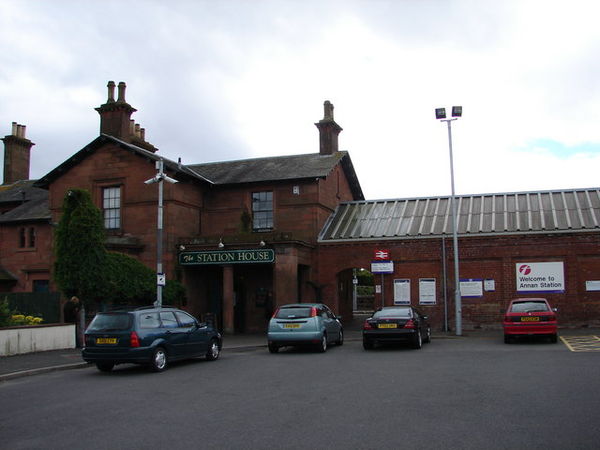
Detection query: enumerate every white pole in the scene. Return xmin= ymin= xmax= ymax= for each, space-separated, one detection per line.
xmin=445 ymin=119 xmax=462 ymax=336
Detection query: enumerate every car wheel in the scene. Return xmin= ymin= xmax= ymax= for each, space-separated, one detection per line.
xmin=363 ymin=340 xmax=374 ymax=350
xmin=336 ymin=329 xmax=344 ymax=346
xmin=423 ymin=326 xmax=431 ymax=343
xmin=150 ymin=347 xmax=168 ymax=372
xmin=206 ymin=339 xmax=220 ymax=360
xmin=268 ymin=343 xmax=279 ymax=353
xmin=317 ymin=333 xmax=327 ymax=353
xmin=96 ymin=362 xmax=114 ymax=372
xmin=504 ymin=334 xmax=512 ymax=344
xmin=550 ymin=334 xmax=558 ymax=343
xmin=412 ymin=330 xmax=422 ymax=349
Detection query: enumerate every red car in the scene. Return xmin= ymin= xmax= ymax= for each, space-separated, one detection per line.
xmin=503 ymin=298 xmax=558 ymax=343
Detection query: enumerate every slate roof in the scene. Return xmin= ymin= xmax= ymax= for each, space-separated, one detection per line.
xmin=188 ymin=151 xmax=364 ymax=200
xmin=0 ymin=180 xmax=50 ymax=223
xmin=319 ymin=188 xmax=600 ymax=242
xmin=35 ymin=134 xmax=214 ymax=188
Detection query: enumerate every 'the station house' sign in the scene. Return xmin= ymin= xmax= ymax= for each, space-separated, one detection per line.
xmin=179 ymin=249 xmax=275 ymax=265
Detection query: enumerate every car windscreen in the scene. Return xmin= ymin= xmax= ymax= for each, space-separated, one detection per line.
xmin=373 ymin=308 xmax=412 ymax=319
xmin=510 ymin=301 xmax=549 ymax=313
xmin=87 ymin=313 xmax=132 ymax=331
xmin=275 ymin=307 xmax=313 ymax=319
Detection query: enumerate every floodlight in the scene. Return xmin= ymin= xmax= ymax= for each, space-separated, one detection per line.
xmin=435 ymin=108 xmax=446 ymax=119
xmin=452 ymin=106 xmax=462 ymax=117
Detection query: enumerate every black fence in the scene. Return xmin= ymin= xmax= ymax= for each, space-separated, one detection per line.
xmin=2 ymin=292 xmax=62 ymax=324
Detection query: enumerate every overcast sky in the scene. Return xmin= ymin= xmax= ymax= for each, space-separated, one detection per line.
xmin=1 ymin=0 xmax=599 ymax=199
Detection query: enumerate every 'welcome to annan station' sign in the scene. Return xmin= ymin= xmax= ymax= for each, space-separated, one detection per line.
xmin=179 ymin=249 xmax=275 ymax=265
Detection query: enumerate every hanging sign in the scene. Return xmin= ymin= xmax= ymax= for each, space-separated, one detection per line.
xmin=374 ymin=249 xmax=391 ymax=260
xmin=371 ymin=261 xmax=394 ymax=274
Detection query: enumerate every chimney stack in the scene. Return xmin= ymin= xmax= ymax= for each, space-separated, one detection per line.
xmin=2 ymin=122 xmax=35 ymax=184
xmin=95 ymin=81 xmax=158 ymax=152
xmin=95 ymin=80 xmax=137 ymax=140
xmin=315 ymin=100 xmax=342 ymax=155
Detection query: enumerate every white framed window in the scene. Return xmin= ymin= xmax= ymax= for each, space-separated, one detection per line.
xmin=102 ymin=186 xmax=121 ymax=229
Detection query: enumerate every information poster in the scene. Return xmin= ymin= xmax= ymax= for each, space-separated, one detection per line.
xmin=460 ymin=279 xmax=483 ymax=298
xmin=419 ymin=278 xmax=436 ymax=305
xmin=586 ymin=280 xmax=600 ymax=291
xmin=394 ymin=279 xmax=411 ymax=305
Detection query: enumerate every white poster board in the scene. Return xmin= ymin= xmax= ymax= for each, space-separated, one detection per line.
xmin=516 ymin=262 xmax=565 ymax=293
xmin=586 ymin=280 xmax=600 ymax=291
xmin=394 ymin=279 xmax=411 ymax=305
xmin=419 ymin=278 xmax=436 ymax=305
xmin=460 ymin=279 xmax=483 ymax=298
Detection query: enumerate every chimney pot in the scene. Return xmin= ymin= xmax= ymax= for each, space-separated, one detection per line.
xmin=11 ymin=122 xmax=17 ymax=135
xmin=117 ymin=81 xmax=127 ymax=103
xmin=140 ymin=128 xmax=145 ymax=141
xmin=107 ymin=81 xmax=116 ymax=103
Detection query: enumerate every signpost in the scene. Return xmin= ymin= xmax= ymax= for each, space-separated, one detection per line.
xmin=372 ymin=249 xmax=393 ymax=307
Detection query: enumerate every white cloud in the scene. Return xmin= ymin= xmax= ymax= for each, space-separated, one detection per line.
xmin=1 ymin=0 xmax=599 ymax=197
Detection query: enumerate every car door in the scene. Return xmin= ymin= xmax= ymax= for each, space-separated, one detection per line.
xmin=322 ymin=306 xmax=340 ymax=342
xmin=159 ymin=311 xmax=187 ymax=358
xmin=175 ymin=311 xmax=208 ymax=356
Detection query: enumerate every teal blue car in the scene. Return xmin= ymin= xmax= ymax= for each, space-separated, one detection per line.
xmin=267 ymin=303 xmax=343 ymax=353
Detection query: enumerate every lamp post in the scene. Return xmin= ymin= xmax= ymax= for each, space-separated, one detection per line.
xmin=144 ymin=158 xmax=178 ymax=308
xmin=436 ymin=106 xmax=462 ymax=336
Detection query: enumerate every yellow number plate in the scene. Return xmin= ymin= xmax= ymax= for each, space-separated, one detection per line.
xmin=284 ymin=324 xmax=301 ymax=329
xmin=378 ymin=323 xmax=397 ymax=329
xmin=521 ymin=317 xmax=540 ymax=322
xmin=96 ymin=337 xmax=117 ymax=344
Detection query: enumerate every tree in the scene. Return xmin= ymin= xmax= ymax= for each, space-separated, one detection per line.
xmin=103 ymin=252 xmax=186 ymax=307
xmin=53 ymin=189 xmax=187 ymax=311
xmin=54 ymin=189 xmax=108 ymax=309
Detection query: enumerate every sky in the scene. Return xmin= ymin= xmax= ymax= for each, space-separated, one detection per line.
xmin=1 ymin=0 xmax=599 ymax=200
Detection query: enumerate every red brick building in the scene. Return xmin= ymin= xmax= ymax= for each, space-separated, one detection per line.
xmin=1 ymin=82 xmax=363 ymax=333
xmin=318 ymin=194 xmax=600 ymax=330
xmin=1 ymin=81 xmax=599 ymax=332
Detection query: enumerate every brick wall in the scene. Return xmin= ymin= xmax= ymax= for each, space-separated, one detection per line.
xmin=317 ymin=233 xmax=600 ymax=329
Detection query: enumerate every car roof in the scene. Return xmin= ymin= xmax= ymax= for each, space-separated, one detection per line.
xmin=510 ymin=298 xmax=548 ymax=303
xmin=279 ymin=303 xmax=325 ymax=308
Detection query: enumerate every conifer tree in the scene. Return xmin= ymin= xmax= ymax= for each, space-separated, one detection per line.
xmin=54 ymin=189 xmax=108 ymax=309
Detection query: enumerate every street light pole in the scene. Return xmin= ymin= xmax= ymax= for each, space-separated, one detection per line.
xmin=436 ymin=106 xmax=462 ymax=336
xmin=145 ymin=158 xmax=178 ymax=308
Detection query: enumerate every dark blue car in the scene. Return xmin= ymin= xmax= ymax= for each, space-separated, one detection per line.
xmin=82 ymin=306 xmax=222 ymax=372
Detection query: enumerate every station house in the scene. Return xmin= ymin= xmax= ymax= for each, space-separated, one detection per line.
xmin=1 ymin=81 xmax=599 ymax=332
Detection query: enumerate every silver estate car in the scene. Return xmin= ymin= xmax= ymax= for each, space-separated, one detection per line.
xmin=267 ymin=303 xmax=343 ymax=353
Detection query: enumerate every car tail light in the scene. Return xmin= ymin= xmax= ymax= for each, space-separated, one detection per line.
xmin=363 ymin=320 xmax=373 ymax=330
xmin=404 ymin=319 xmax=416 ymax=329
xmin=548 ymin=314 xmax=556 ymax=321
xmin=272 ymin=308 xmax=280 ymax=318
xmin=310 ymin=307 xmax=317 ymax=317
xmin=130 ymin=331 xmax=140 ymax=348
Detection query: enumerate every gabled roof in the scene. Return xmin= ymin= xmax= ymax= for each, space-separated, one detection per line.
xmin=34 ymin=134 xmax=213 ymax=188
xmin=188 ymin=151 xmax=364 ymax=200
xmin=319 ymin=188 xmax=600 ymax=242
xmin=0 ymin=180 xmax=50 ymax=223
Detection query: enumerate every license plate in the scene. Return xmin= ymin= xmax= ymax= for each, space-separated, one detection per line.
xmin=521 ymin=316 xmax=540 ymax=322
xmin=283 ymin=324 xmax=300 ymax=329
xmin=96 ymin=337 xmax=117 ymax=344
xmin=378 ymin=323 xmax=397 ymax=329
